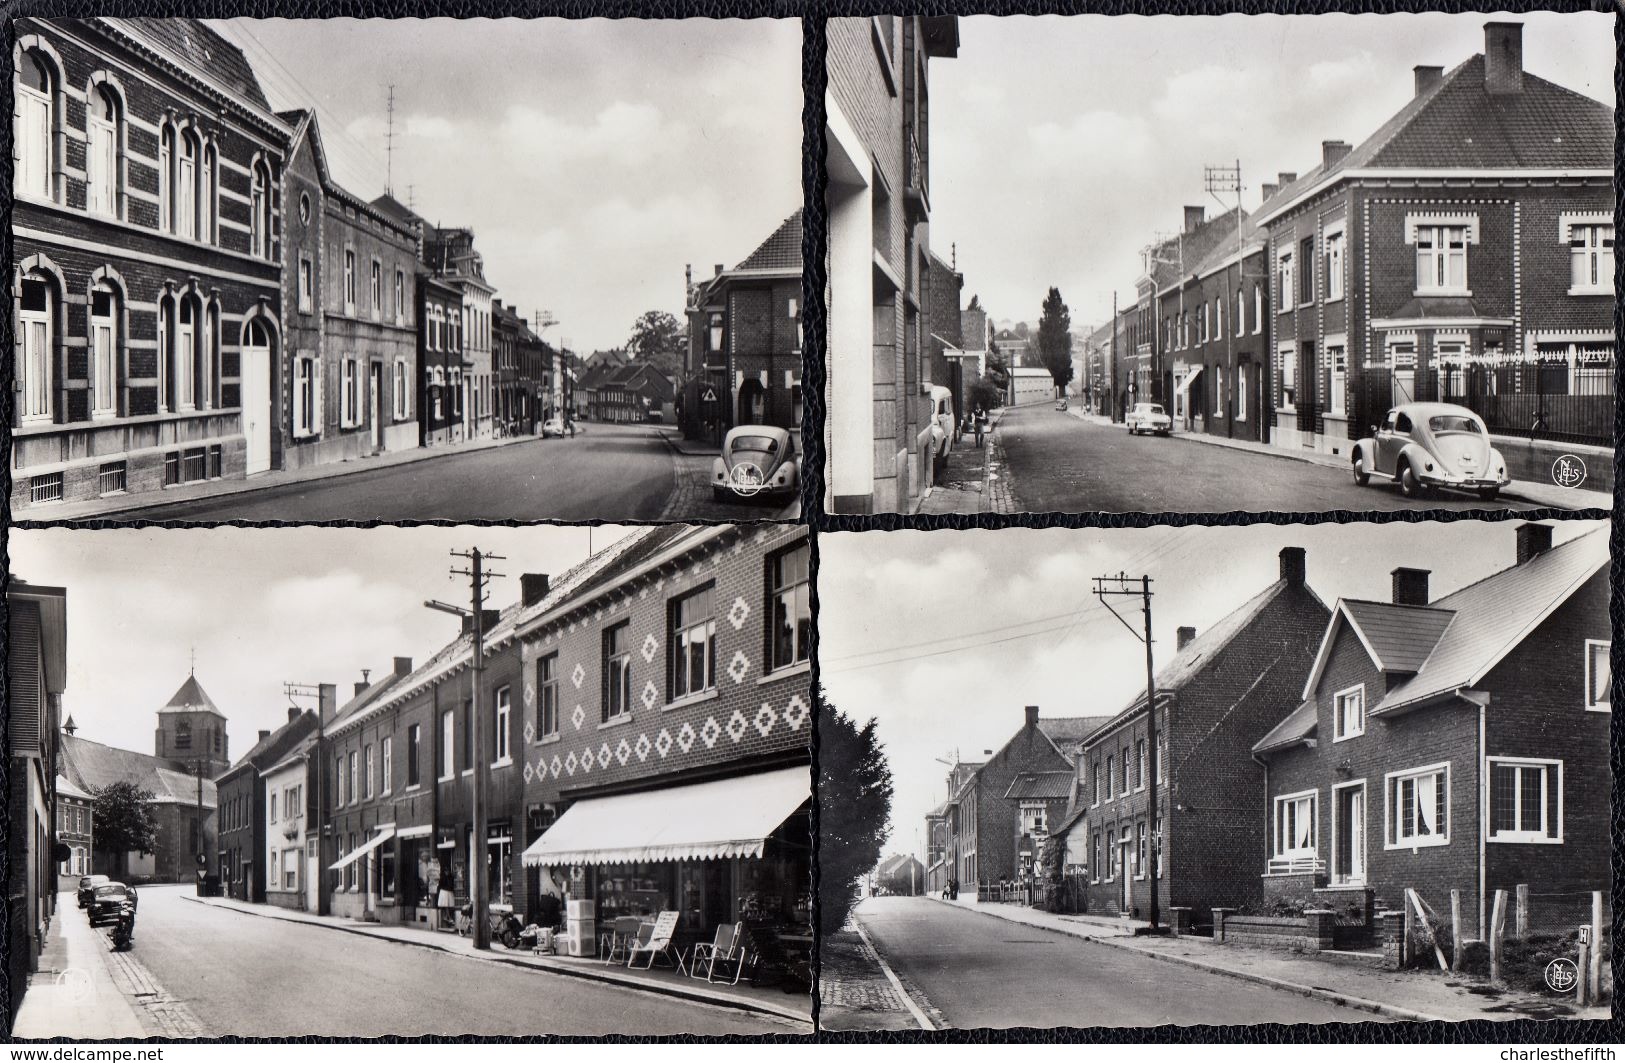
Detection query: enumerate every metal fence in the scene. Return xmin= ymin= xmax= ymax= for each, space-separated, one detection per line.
xmin=1412 ymin=358 xmax=1615 ymax=447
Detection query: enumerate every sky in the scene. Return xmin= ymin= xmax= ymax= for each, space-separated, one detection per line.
xmin=208 ymin=18 xmax=804 ymax=352
xmin=817 ymin=518 xmax=1606 ymax=867
xmin=9 ymin=525 xmax=643 ymax=761
xmin=931 ymin=12 xmax=1616 ymax=330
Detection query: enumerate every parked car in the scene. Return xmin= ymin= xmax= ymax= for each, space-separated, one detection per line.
xmin=927 ymin=385 xmax=955 ymax=482
xmin=87 ymin=882 xmax=138 ymax=926
xmin=712 ymin=426 xmax=799 ymax=503
xmin=1352 ymin=402 xmax=1510 ymax=500
xmin=541 ymin=416 xmax=566 ymax=438
xmin=1126 ymin=402 xmax=1172 ymax=436
xmin=77 ymin=874 xmax=111 ymax=909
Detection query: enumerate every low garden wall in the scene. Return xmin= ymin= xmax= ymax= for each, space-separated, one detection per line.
xmin=1214 ymin=909 xmax=1335 ymax=952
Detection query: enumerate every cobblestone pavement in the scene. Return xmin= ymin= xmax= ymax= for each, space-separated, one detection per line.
xmin=917 ymin=410 xmax=1017 ymax=516
xmin=819 ymin=926 xmax=925 ymax=1032
xmin=660 ymin=443 xmax=801 ymax=523
xmin=103 ymin=931 xmax=210 ymax=1038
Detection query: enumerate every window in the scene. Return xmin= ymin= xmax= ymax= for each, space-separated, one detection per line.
xmin=1325 ymin=227 xmax=1346 ymax=301
xmin=1092 ymin=831 xmax=1102 ymax=881
xmin=1280 ymin=346 xmax=1296 ymax=411
xmin=537 ymin=655 xmax=559 ymax=739
xmin=1135 ymin=739 xmax=1146 ymax=791
xmin=1236 ymin=287 xmax=1246 ymax=337
xmin=1328 ymin=345 xmax=1348 ymax=416
xmin=298 ymin=258 xmax=313 ymax=313
xmin=439 ymin=710 xmax=454 ymax=780
xmin=1236 ymin=364 xmax=1248 ymax=422
xmin=86 ymin=86 xmax=120 ymax=218
xmin=176 ymin=297 xmax=196 ymax=410
xmin=1569 ymin=223 xmax=1614 ymax=295
xmin=1585 ymin=640 xmax=1611 ymax=712
xmin=282 ymin=849 xmax=298 ymax=891
xmin=400 ymin=725 xmax=418 ymax=788
xmin=1273 ymin=790 xmax=1318 ymax=860
xmin=364 ymin=744 xmax=375 ymax=799
xmin=1297 ymin=236 xmax=1315 ymax=303
xmin=1387 ymin=763 xmax=1450 ymax=848
xmin=332 ymin=837 xmax=345 ymax=891
xmin=347 ymin=751 xmax=358 ymax=805
xmin=201 ymin=143 xmax=217 ymax=244
xmin=342 ymin=357 xmax=359 ymax=427
xmin=493 ymin=686 xmax=511 ymax=764
xmin=1214 ymin=365 xmax=1225 ymax=419
xmin=1136 ymin=822 xmax=1148 ymax=879
xmin=370 ymin=260 xmax=382 ymax=317
xmin=1333 ymin=684 xmax=1364 ymax=740
xmin=603 ymin=622 xmax=632 ymax=722
xmin=1276 ymin=249 xmax=1294 ymax=313
xmin=1215 ymin=297 xmax=1223 ymax=341
xmin=462 ymin=701 xmax=474 ymax=773
xmin=18 ymin=276 xmax=54 ymax=425
xmin=394 ymin=358 xmax=409 ymax=420
xmin=177 ymin=132 xmax=197 ymax=240
xmin=344 ymin=250 xmax=356 ymax=312
xmin=1252 ymin=285 xmax=1263 ymax=333
xmin=269 ymin=789 xmax=278 ymax=823
xmin=294 ymin=354 xmax=320 ymax=436
xmin=394 ymin=269 xmax=406 ymax=325
xmin=1415 ymin=225 xmax=1469 ymax=293
xmin=346 ymin=832 xmax=357 ymax=891
xmin=670 ymin=586 xmax=717 ymax=700
xmin=250 ymin=161 xmax=272 ymax=257
xmin=287 ymin=785 xmax=300 ymax=818
xmin=15 ymin=52 xmax=54 ymax=199
xmin=1488 ymin=758 xmax=1561 ymax=843
xmin=770 ymin=543 xmax=811 ymax=671
xmin=1091 ymin=759 xmax=1101 ymax=805
xmin=335 ymin=755 xmax=345 ymax=805
xmin=1104 ymin=754 xmax=1115 ymax=802
xmin=1120 ymin=749 xmax=1131 ymax=795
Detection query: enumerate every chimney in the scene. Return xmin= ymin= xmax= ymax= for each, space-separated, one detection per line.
xmin=1277 ymin=172 xmax=1297 ymax=188
xmin=713 ymin=263 xmax=724 ymax=277
xmin=1279 ymin=546 xmax=1307 ymax=586
xmin=394 ymin=656 xmax=413 ymax=678
xmin=1515 ymin=522 xmax=1554 ymax=565
xmin=1391 ymin=567 xmax=1431 ymax=607
xmin=259 ymin=729 xmax=271 ymax=742
xmin=318 ymin=683 xmax=338 ymax=726
xmin=1024 ymin=705 xmax=1040 ymax=729
xmin=1484 ymin=22 xmax=1524 ymax=95
xmin=1176 ymin=626 xmax=1197 ymax=651
xmin=354 ymin=681 xmax=369 ymax=697
xmin=1260 ymin=182 xmax=1279 ymax=202
xmin=288 ymin=706 xmax=299 ymax=724
xmin=1183 ymin=205 xmax=1205 ymax=234
xmin=1414 ymin=65 xmax=1444 ymax=97
xmin=522 ymin=573 xmax=551 ymax=608
xmin=1321 ymin=140 xmax=1352 ymax=169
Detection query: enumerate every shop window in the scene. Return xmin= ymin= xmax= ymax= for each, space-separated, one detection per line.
xmin=669 ymin=585 xmax=717 ymax=701
xmin=769 ymin=542 xmax=811 ymax=671
xmin=603 ymin=622 xmax=632 ymax=722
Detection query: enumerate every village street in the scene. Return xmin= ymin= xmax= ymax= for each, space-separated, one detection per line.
xmin=851 ymin=897 xmax=1376 ymax=1030
xmin=71 ymin=885 xmax=797 ymax=1038
xmin=992 ymin=404 xmax=1548 ymax=515
xmin=73 ymin=423 xmax=794 ymax=523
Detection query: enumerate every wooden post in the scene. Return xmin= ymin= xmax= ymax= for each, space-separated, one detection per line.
xmin=1577 ymin=939 xmax=1592 ymax=1007
xmin=1407 ymin=888 xmax=1449 ymax=971
xmin=1489 ymin=889 xmax=1508 ymax=984
xmin=1590 ymin=891 xmax=1604 ymax=1006
xmin=1403 ymin=894 xmax=1415 ymax=967
xmin=1450 ymin=890 xmax=1463 ymax=972
xmin=1515 ymin=883 xmax=1529 ymax=940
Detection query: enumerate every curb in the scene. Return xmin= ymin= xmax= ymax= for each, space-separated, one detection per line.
xmin=852 ymin=920 xmax=935 ymax=1031
xmin=183 ymin=895 xmax=811 ymax=1026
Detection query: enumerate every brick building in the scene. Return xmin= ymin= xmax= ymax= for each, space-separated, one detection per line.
xmin=683 ymin=211 xmax=804 ymax=440
xmin=422 ymin=225 xmax=497 ymax=440
xmin=924 ymin=251 xmax=966 ymax=424
xmin=277 ymin=111 xmax=420 ymax=469
xmin=1070 ymin=548 xmax=1330 ymax=923
xmin=415 ymin=274 xmax=465 ymax=446
xmin=825 ymin=16 xmax=959 ymax=513
xmin=7 ymin=580 xmax=67 ymax=1017
xmin=55 ymin=772 xmax=94 ymax=891
xmin=215 ymin=701 xmax=324 ymax=902
xmin=1253 ymin=523 xmax=1609 ymax=945
xmin=1130 ymin=205 xmax=1244 ymax=413
xmin=11 ymin=18 xmax=285 ymax=512
xmin=1254 ymin=22 xmax=1614 ymax=467
xmin=591 ymin=362 xmax=675 ymax=425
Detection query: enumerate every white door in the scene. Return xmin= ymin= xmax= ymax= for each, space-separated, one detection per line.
xmin=240 ymin=336 xmax=271 ymax=475
xmin=1335 ymin=785 xmax=1366 ymax=885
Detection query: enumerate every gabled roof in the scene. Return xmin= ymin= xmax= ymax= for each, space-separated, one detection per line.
xmin=1337 ymin=599 xmax=1456 ymax=675
xmin=1258 ymin=52 xmax=1613 ymax=226
xmin=60 ymin=734 xmax=217 ymax=808
xmin=160 ymin=675 xmax=225 ymax=718
xmin=56 ymin=774 xmax=92 ymax=802
xmin=1373 ymin=527 xmax=1608 ymax=715
xmin=925 ymin=800 xmax=950 ymax=820
xmin=115 ymin=19 xmax=270 ymax=111
xmin=327 ymin=668 xmax=414 ymax=734
xmin=734 ymin=210 xmax=803 ymax=273
xmin=1002 ymin=771 xmax=1074 ymax=801
xmin=1036 ymin=716 xmax=1115 ymax=754
xmin=877 ymin=853 xmax=922 ymax=877
xmin=1144 ymin=207 xmax=1244 ymax=292
xmin=1252 ymin=699 xmax=1318 ymax=755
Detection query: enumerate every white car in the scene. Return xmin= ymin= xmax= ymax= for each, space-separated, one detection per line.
xmin=540 ymin=416 xmax=566 ymax=438
xmin=1126 ymin=402 xmax=1172 ymax=436
xmin=927 ymin=386 xmax=955 ymax=481
xmin=1352 ymin=402 xmax=1510 ymax=501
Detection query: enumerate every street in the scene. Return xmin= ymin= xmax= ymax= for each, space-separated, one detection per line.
xmin=851 ymin=897 xmax=1378 ymax=1029
xmin=995 ymin=404 xmax=1539 ymax=514
xmin=92 ymin=424 xmax=792 ymax=523
xmin=111 ymin=886 xmax=796 ymax=1037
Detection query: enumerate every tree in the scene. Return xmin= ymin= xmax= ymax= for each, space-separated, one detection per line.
xmin=625 ymin=310 xmax=685 ymax=381
xmin=92 ymin=780 xmax=158 ymax=880
xmin=1037 ymin=287 xmax=1075 ymax=395
xmin=818 ymin=698 xmax=893 ymax=935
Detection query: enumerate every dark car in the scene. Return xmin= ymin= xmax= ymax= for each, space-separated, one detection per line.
xmin=77 ymin=874 xmax=111 ymax=909
xmin=88 ymin=882 xmax=138 ymax=926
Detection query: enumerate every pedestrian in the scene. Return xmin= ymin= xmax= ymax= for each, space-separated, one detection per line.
xmin=437 ymin=860 xmax=457 ymax=931
xmin=973 ymin=406 xmax=985 ymax=447
xmin=566 ymin=414 xmax=576 ymax=439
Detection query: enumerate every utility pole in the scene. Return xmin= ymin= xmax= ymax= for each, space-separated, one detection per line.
xmin=1093 ymin=573 xmax=1167 ymax=934
xmin=427 ymin=548 xmax=506 ymax=950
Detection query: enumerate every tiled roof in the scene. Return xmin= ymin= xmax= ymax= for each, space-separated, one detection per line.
xmin=115 ymin=19 xmax=270 ymax=111
xmin=1002 ymin=771 xmax=1075 ymax=801
xmin=1339 ymin=600 xmax=1457 ymax=674
xmin=1183 ymin=213 xmax=1264 ymax=285
xmin=925 ymin=800 xmax=950 ymax=819
xmin=1037 ymin=716 xmax=1116 ymax=756
xmin=1252 ymin=699 xmax=1318 ymax=755
xmin=160 ymin=675 xmax=225 ymax=717
xmin=735 ymin=210 xmax=803 ymax=272
xmin=61 ymin=734 xmax=217 ymax=808
xmin=56 ymin=774 xmax=92 ymax=802
xmin=1145 ymin=207 xmax=1244 ymax=291
xmin=1374 ymin=527 xmax=1608 ymax=714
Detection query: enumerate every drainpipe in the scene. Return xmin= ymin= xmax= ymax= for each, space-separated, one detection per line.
xmin=1464 ymin=689 xmax=1491 ymax=940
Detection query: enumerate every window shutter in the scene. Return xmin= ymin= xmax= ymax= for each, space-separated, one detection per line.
xmin=314 ymin=359 xmax=325 ymax=432
xmin=8 ymin=603 xmax=42 ymax=756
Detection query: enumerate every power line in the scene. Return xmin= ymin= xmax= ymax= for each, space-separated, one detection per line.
xmin=822 ymin=610 xmax=1121 ymax=676
xmin=822 ymin=608 xmax=1091 ymax=665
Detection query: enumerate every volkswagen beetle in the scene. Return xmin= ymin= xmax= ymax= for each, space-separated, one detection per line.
xmin=1352 ymin=402 xmax=1510 ymax=501
xmin=712 ymin=426 xmax=799 ymax=503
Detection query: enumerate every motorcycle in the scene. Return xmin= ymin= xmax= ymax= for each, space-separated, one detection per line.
xmin=109 ymin=902 xmax=135 ymax=951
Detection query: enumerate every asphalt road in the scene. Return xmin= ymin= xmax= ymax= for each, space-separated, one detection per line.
xmin=109 ymin=424 xmax=786 ymax=523
xmin=856 ymin=897 xmax=1377 ymax=1030
xmin=996 ymin=404 xmax=1537 ymax=515
xmin=122 ymin=885 xmax=794 ymax=1037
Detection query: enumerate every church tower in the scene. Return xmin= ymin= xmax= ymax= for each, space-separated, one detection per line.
xmin=154 ymin=671 xmax=230 ymax=777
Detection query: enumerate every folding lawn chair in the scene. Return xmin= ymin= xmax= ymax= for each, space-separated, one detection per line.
xmin=626 ymin=911 xmax=681 ymax=971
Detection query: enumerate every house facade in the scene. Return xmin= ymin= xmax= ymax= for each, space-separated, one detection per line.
xmin=417 ymin=274 xmax=465 ymax=447
xmin=262 ymin=741 xmax=318 ymax=912
xmin=215 ymin=702 xmax=324 ymax=902
xmin=1072 ymin=547 xmax=1330 ymax=923
xmin=825 ymin=16 xmax=959 ymax=513
xmin=592 ymin=363 xmax=676 ymax=425
xmin=421 ymin=226 xmax=497 ymax=441
xmin=11 ymin=18 xmax=285 ymax=512
xmin=1256 ymin=22 xmax=1614 ymax=465
xmin=55 ymin=774 xmax=94 ymax=890
xmin=1254 ymin=522 xmax=1609 ymax=943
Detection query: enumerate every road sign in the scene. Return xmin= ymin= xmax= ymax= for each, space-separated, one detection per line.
xmin=1578 ymin=926 xmax=1591 ymax=945
xmin=701 ymin=387 xmax=718 ymax=404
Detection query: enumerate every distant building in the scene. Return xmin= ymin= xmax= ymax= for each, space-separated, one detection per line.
xmin=215 ymin=701 xmax=325 ymax=903
xmin=593 ymin=363 xmax=677 ymax=425
xmin=55 ymin=771 xmax=94 ymax=891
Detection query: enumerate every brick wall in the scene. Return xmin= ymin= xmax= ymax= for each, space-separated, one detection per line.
xmin=964 ymin=714 xmax=1074 ymax=884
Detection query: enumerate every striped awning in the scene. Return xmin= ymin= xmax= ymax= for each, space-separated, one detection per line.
xmin=329 ymin=826 xmax=394 ymax=871
xmin=521 ymin=766 xmax=809 ymax=868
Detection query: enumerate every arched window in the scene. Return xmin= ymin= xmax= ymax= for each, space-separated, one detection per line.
xmin=201 ymin=142 xmax=217 ymax=245
xmin=90 ymin=282 xmax=119 ymax=418
xmin=202 ymin=302 xmax=219 ymax=409
xmin=157 ymin=293 xmax=174 ymax=412
xmin=86 ymin=85 xmax=121 ymax=218
xmin=17 ymin=273 xmax=55 ymax=424
xmin=14 ymin=51 xmax=54 ymax=199
xmin=176 ymin=296 xmax=196 ymax=410
xmin=158 ymin=124 xmax=175 ymax=232
xmin=250 ymin=160 xmax=272 ymax=258
xmin=178 ymin=131 xmax=198 ymax=240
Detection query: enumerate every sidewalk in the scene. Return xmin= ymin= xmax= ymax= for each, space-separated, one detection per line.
xmin=12 ymin=898 xmax=148 ymax=1039
xmin=818 ymin=925 xmax=929 ymax=1032
xmin=1065 ymin=407 xmax=1609 ymax=511
xmin=185 ymin=894 xmax=811 ymax=1026
xmin=930 ymin=896 xmax=1609 ymax=1023
xmin=35 ymin=428 xmax=547 ymax=522
xmin=918 ymin=408 xmax=1015 ymax=516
